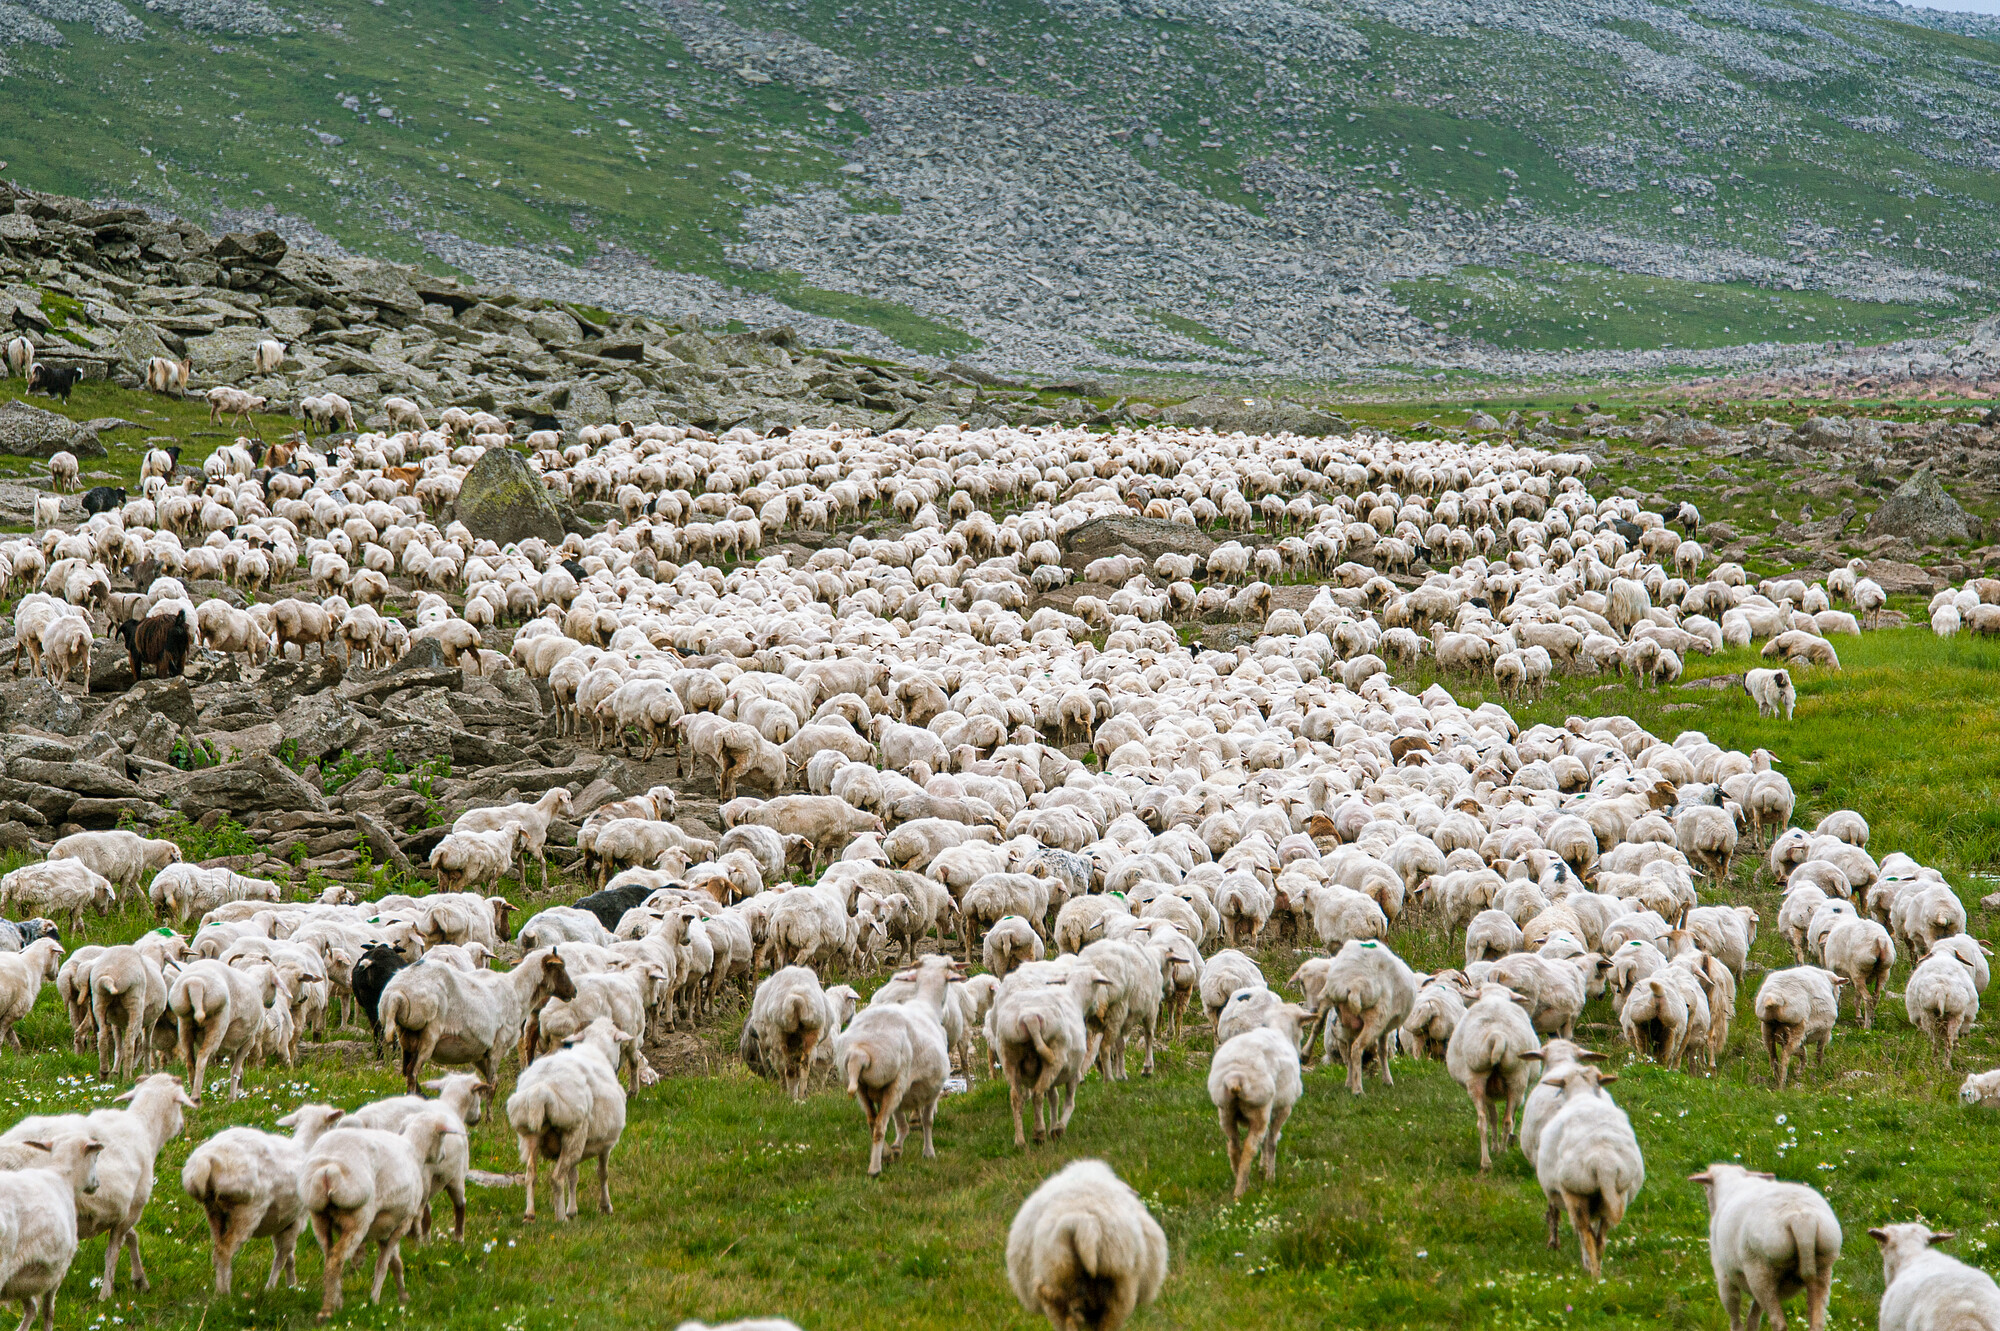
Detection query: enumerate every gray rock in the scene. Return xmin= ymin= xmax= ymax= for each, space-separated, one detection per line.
xmin=1864 ymin=467 xmax=1981 ymax=545
xmin=7 ymin=758 xmax=138 ymax=800
xmin=0 ymin=679 xmax=83 ymax=734
xmin=98 ymin=678 xmax=198 ymax=732
xmin=1157 ymin=393 xmax=1351 ymax=437
xmin=164 ymin=752 xmax=329 ymax=820
xmin=0 ymin=400 xmax=103 ymax=459
xmin=278 ymin=694 xmax=372 ymax=763
xmin=1466 ymin=410 xmax=1503 ymax=432
xmin=1062 ymin=515 xmax=1217 ymax=564
xmin=113 ymin=320 xmax=175 ymax=376
xmin=451 ymin=445 xmax=567 ymax=546
xmin=130 ymin=713 xmax=180 ymax=765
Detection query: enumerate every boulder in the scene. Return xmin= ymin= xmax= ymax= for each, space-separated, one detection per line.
xmin=1466 ymin=410 xmax=1503 ymax=433
xmin=1859 ymin=559 xmax=1943 ymax=595
xmin=0 ymin=678 xmax=82 ymax=734
xmin=212 ymin=230 xmax=289 ymax=267
xmin=165 ymin=752 xmax=328 ymax=820
xmin=1864 ymin=468 xmax=1981 ymax=545
xmin=1158 ymin=394 xmax=1351 ymax=437
xmin=7 ymin=758 xmax=138 ymax=800
xmin=98 ymin=677 xmax=198 ymax=732
xmin=1061 ymin=515 xmax=1217 ymax=564
xmin=0 ymin=400 xmax=102 ymax=459
xmin=278 ymin=693 xmax=373 ymax=762
xmin=451 ymin=445 xmax=567 ymax=546
xmin=113 ymin=319 xmax=175 ymax=376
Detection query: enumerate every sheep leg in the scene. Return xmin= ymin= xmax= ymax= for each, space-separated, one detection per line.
xmin=1470 ymin=1082 xmax=1494 ymax=1171
xmin=1544 ymin=1192 xmax=1563 ymax=1248
xmin=1563 ymin=1193 xmax=1600 ymax=1277
xmin=519 ymin=1133 xmax=541 ymax=1222
xmin=318 ymin=1214 xmax=360 ymax=1320
xmin=270 ymin=1220 xmax=305 ymax=1290
xmin=1008 ymin=1077 xmax=1028 ymax=1148
xmin=595 ymin=1151 xmax=613 ymax=1216
xmin=1264 ymin=1102 xmax=1291 ymax=1181
xmin=366 ymin=1234 xmax=402 ymax=1305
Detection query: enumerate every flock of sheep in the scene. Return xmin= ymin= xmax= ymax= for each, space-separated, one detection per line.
xmin=0 ymin=414 xmax=1991 ymax=1330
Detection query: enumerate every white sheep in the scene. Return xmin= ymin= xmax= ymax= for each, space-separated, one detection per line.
xmin=1446 ymin=982 xmax=1542 ymax=1170
xmin=0 ymin=937 xmax=63 ymax=1048
xmin=181 ymin=1103 xmax=348 ymax=1293
xmin=1208 ymin=1013 xmax=1305 ymax=1199
xmin=301 ymin=1120 xmax=440 ymax=1318
xmin=833 ymin=955 xmax=957 ymax=1175
xmin=744 ymin=966 xmax=833 ymax=1101
xmin=1690 ymin=1163 xmax=1840 ymax=1331
xmin=429 ymin=826 xmax=525 ymax=893
xmin=1005 ymin=1159 xmax=1167 ymax=1331
xmin=0 ymin=1134 xmax=106 ymax=1331
xmin=1535 ymin=1063 xmax=1643 ymax=1278
xmin=1870 ymin=1223 xmax=2000 ymax=1331
xmin=170 ymin=960 xmax=278 ymax=1102
xmin=507 ymin=1016 xmax=628 ymax=1221
xmin=1 ymin=1072 xmax=197 ymax=1301
xmin=1906 ymin=945 xmax=1981 ymax=1067
xmin=253 ymin=339 xmax=285 ymax=373
xmin=1753 ymin=966 xmax=1845 ymax=1089
xmin=377 ymin=947 xmax=576 ymax=1091
xmin=46 ymin=450 xmax=77 ymax=493
xmin=0 ymin=858 xmax=115 ymax=932
xmin=1313 ymin=938 xmax=1416 ymax=1095
xmin=48 ymin=830 xmax=183 ymax=900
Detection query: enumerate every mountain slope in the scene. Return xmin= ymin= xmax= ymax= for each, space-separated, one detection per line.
xmin=5 ymin=0 xmax=2000 ymax=377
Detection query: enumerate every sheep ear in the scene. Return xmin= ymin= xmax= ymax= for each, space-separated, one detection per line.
xmin=1931 ymin=1232 xmax=1957 ymax=1245
xmin=1576 ymin=1050 xmax=1608 ymax=1063
xmin=1596 ymin=1072 xmax=1618 ymax=1085
xmin=1520 ymin=1050 xmax=1544 ymax=1061
xmin=1752 ymin=1171 xmax=1777 ymax=1181
xmin=1686 ymin=1171 xmax=1713 ymax=1184
xmin=17 ymin=1140 xmax=52 ymax=1154
xmin=112 ymin=1087 xmax=138 ymax=1104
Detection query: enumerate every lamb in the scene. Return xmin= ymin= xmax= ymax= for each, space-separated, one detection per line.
xmin=46 ymin=450 xmax=76 ymax=493
xmin=1208 ymin=1013 xmax=1305 ymax=1199
xmin=1400 ymin=972 xmax=1470 ymax=1062
xmin=301 ymin=1120 xmax=439 ymax=1317
xmin=1906 ymin=944 xmax=1981 ymax=1067
xmin=832 ymin=955 xmax=958 ymax=1175
xmin=1005 ymin=1159 xmax=1168 ymax=1331
xmin=0 ymin=1134 xmax=105 ymax=1331
xmin=0 ymin=937 xmax=63 ymax=1048
xmin=1465 ymin=908 xmax=1523 ymax=964
xmin=377 ymin=947 xmax=577 ymax=1091
xmin=1535 ymin=1064 xmax=1644 ymax=1279
xmin=171 ymin=958 xmax=283 ymax=1102
xmin=1076 ymin=938 xmax=1163 ymax=1081
xmin=1446 ymin=982 xmax=1543 ymax=1170
xmin=507 ymin=1016 xmax=628 ymax=1222
xmin=1745 ymin=668 xmax=1796 ymax=720
xmin=48 ymin=830 xmax=184 ymax=900
xmin=0 ymin=859 xmax=113 ymax=933
xmin=1869 ymin=1224 xmax=2000 ymax=1331
xmin=1313 ymin=938 xmax=1416 ymax=1094
xmin=1 ymin=1072 xmax=197 ymax=1302
xmin=150 ymin=863 xmax=281 ymax=924
xmin=983 ymin=914 xmax=1046 ymax=979
xmin=1754 ymin=966 xmax=1846 ymax=1089
xmin=744 ymin=966 xmax=833 ymax=1101
xmin=87 ymin=932 xmax=187 ymax=1080
xmin=1689 ymin=1163 xmax=1841 ymax=1331
xmin=1960 ymin=1070 xmax=2000 ymax=1108
xmin=185 ymin=1103 xmax=349 ymax=1295
xmin=1199 ymin=950 xmax=1266 ymax=1028
xmin=347 ymin=1074 xmax=490 ymax=1136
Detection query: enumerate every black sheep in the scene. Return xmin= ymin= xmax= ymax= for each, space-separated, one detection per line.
xmin=0 ymin=918 xmax=59 ymax=951
xmin=573 ymin=883 xmax=655 ymax=934
xmin=350 ymin=942 xmax=411 ymax=1046
xmin=82 ymin=486 xmax=127 ymax=516
xmin=116 ymin=612 xmax=192 ymax=681
xmin=28 ymin=363 xmax=83 ymax=402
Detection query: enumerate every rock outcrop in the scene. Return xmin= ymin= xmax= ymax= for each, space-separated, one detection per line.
xmin=1864 ymin=468 xmax=1981 ymax=545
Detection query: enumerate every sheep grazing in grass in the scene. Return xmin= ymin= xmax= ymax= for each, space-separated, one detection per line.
xmin=1006 ymin=1159 xmax=1167 ymax=1331
xmin=1689 ymin=1163 xmax=1840 ymax=1331
xmin=0 ymin=1134 xmax=106 ymax=1331
xmin=833 ymin=954 xmax=960 ymax=1176
xmin=1906 ymin=944 xmax=1981 ymax=1068
xmin=1208 ymin=1006 xmax=1307 ymax=1199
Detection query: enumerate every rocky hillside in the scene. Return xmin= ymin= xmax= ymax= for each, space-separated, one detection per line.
xmin=4 ymin=0 xmax=2000 ymax=379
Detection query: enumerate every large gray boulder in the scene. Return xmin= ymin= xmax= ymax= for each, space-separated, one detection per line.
xmin=1062 ymin=515 xmax=1217 ymax=564
xmin=1865 ymin=467 xmax=1981 ymax=545
xmin=164 ymin=752 xmax=328 ymax=820
xmin=0 ymin=400 xmax=102 ymax=459
xmin=1158 ymin=394 xmax=1352 ymax=438
xmin=452 ymin=445 xmax=567 ymax=546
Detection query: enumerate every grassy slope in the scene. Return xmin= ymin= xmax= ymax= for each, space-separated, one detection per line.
xmin=6 ymin=0 xmax=2000 ymax=362
xmin=0 ymin=628 xmax=1996 ymax=1328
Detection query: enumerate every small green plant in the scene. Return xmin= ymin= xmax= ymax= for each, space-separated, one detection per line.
xmin=129 ymin=810 xmax=257 ymax=862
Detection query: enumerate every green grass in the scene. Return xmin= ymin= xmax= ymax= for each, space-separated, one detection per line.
xmin=8 ymin=623 xmax=2000 ymax=1328
xmin=1392 ymin=261 xmax=1947 ymax=353
xmin=0 ymin=379 xmax=296 ymax=496
xmin=738 ymin=273 xmax=980 ymax=358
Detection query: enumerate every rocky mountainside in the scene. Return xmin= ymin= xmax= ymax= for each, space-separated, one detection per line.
xmin=0 ymin=180 xmax=1345 ymax=448
xmin=4 ymin=0 xmax=2000 ymax=379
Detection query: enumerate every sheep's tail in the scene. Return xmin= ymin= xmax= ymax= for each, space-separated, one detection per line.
xmin=181 ymin=1152 xmax=214 ymax=1202
xmin=302 ymin=1159 xmax=366 ymax=1214
xmin=844 ymin=1048 xmax=870 ymax=1097
xmin=379 ymin=989 xmax=407 ymax=1036
xmin=185 ymin=976 xmax=210 ymax=1024
xmin=1058 ymin=1212 xmax=1104 ymax=1278
xmin=1792 ymin=1214 xmax=1820 ymax=1285
xmin=1026 ymin=1014 xmax=1058 ymax=1066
